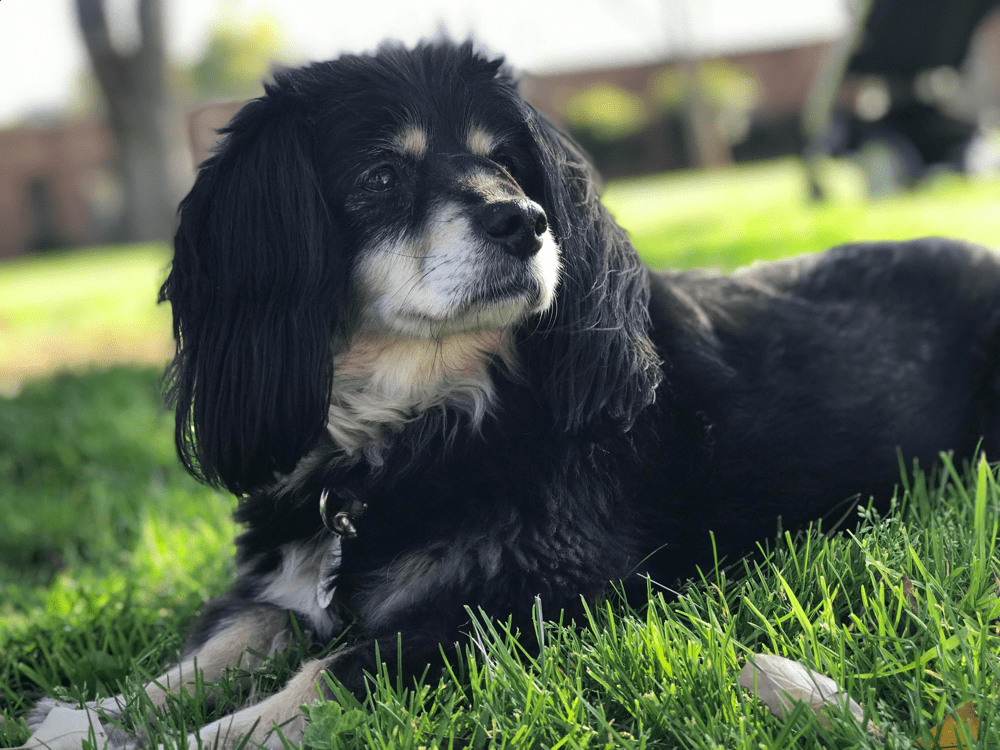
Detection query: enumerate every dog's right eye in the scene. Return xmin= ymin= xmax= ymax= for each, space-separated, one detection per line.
xmin=494 ymin=154 xmax=520 ymax=179
xmin=362 ymin=167 xmax=398 ymax=192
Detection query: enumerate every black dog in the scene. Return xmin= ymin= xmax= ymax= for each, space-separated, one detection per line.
xmin=29 ymin=38 xmax=1000 ymax=749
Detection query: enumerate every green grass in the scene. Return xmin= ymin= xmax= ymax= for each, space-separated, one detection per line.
xmin=0 ymin=244 xmax=174 ymax=387
xmin=604 ymin=158 xmax=1000 ymax=270
xmin=3 ymin=159 xmax=1000 ymax=748
xmin=0 ymin=369 xmax=235 ymax=724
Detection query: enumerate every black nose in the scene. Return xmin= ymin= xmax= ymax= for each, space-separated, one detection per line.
xmin=475 ymin=200 xmax=548 ymax=259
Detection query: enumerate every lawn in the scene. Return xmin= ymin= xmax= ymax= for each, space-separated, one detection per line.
xmin=0 ymin=245 xmax=174 ymax=389
xmin=3 ymin=158 xmax=1000 ymax=748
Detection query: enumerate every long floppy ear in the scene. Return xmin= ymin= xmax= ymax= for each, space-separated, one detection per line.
xmin=521 ymin=111 xmax=661 ymax=433
xmin=161 ymin=80 xmax=343 ymax=495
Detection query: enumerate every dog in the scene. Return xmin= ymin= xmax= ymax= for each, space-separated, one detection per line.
xmin=27 ymin=38 xmax=1000 ymax=749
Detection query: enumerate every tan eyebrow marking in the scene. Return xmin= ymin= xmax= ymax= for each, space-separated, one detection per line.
xmin=466 ymin=127 xmax=498 ymax=157
xmin=394 ymin=125 xmax=428 ymax=157
xmin=458 ymin=169 xmax=518 ymax=202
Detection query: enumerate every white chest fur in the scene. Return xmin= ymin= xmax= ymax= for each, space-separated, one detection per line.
xmin=325 ymin=330 xmax=515 ymax=457
xmin=254 ymin=538 xmax=343 ymax=641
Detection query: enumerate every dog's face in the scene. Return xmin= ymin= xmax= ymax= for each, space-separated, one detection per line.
xmin=164 ymin=40 xmax=658 ymax=494
xmin=270 ymin=43 xmax=563 ymax=340
xmin=329 ymin=116 xmax=561 ymax=339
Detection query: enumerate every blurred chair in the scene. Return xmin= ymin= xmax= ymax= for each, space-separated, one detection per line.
xmin=187 ymin=101 xmax=244 ymax=169
xmin=804 ymin=0 xmax=1000 ymax=197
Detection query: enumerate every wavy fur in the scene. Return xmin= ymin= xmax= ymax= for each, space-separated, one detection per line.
xmin=162 ymin=82 xmax=344 ymax=494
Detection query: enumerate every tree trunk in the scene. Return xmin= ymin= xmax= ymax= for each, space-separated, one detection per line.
xmin=76 ymin=0 xmax=185 ymax=243
xmin=679 ymin=59 xmax=731 ymax=169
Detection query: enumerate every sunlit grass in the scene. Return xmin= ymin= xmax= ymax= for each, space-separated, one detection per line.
xmin=0 ymin=244 xmax=173 ymax=387
xmin=605 ymin=159 xmax=1000 ymax=270
xmin=0 ymin=368 xmax=235 ymax=729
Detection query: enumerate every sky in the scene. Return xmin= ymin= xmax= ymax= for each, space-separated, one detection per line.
xmin=0 ymin=0 xmax=850 ymax=127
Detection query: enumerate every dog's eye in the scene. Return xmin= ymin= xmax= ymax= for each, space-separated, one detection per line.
xmin=362 ymin=167 xmax=398 ymax=192
xmin=494 ymin=155 xmax=520 ymax=177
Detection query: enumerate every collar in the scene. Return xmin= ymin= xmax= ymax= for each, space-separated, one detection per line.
xmin=319 ymin=487 xmax=368 ymax=538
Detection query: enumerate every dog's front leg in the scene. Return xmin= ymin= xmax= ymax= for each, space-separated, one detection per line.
xmin=185 ymin=633 xmax=454 ymax=750
xmin=182 ymin=652 xmax=338 ymax=750
xmin=27 ymin=604 xmax=291 ymax=734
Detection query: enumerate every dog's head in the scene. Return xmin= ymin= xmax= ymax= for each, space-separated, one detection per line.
xmin=163 ymin=39 xmax=659 ymax=495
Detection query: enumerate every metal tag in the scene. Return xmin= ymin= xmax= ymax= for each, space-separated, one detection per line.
xmin=316 ymin=535 xmax=342 ymax=610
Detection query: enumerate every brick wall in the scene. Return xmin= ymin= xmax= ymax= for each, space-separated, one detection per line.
xmin=0 ymin=123 xmax=115 ymax=257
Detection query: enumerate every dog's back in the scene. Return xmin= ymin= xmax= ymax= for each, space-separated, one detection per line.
xmin=641 ymin=237 xmax=1000 ymax=577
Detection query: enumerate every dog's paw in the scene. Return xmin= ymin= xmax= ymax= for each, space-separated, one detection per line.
xmin=20 ymin=705 xmax=113 ymax=750
xmin=28 ymin=696 xmax=124 ymax=732
xmin=26 ymin=697 xmax=65 ymax=732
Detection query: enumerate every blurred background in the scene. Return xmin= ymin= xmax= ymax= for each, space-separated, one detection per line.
xmin=2 ymin=0 xmax=1000 ymax=387
xmin=2 ymin=0 xmax=1000 ymax=715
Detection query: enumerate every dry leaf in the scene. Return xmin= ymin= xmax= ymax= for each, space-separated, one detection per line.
xmin=739 ymin=653 xmax=882 ymax=738
xmin=902 ymin=573 xmax=918 ymax=612
xmin=916 ymin=701 xmax=980 ymax=749
xmin=3 ymin=706 xmax=108 ymax=750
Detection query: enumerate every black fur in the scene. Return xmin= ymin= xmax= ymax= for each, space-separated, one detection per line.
xmin=162 ymin=39 xmax=1000 ymax=702
xmin=163 ymin=86 xmax=343 ymax=495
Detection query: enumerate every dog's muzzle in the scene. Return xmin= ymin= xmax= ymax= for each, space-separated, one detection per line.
xmin=475 ymin=200 xmax=549 ymax=260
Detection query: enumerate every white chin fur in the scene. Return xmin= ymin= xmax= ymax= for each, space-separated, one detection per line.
xmin=533 ymin=231 xmax=560 ymax=313
xmin=391 ymin=297 xmax=532 ymax=338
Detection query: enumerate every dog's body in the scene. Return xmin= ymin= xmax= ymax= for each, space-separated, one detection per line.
xmin=28 ymin=40 xmax=1000 ymax=748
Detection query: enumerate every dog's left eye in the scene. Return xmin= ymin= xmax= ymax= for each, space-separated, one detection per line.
xmin=362 ymin=167 xmax=398 ymax=192
xmin=494 ymin=154 xmax=521 ymax=178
